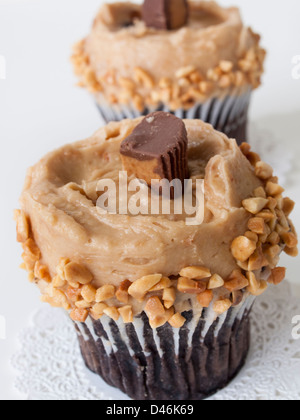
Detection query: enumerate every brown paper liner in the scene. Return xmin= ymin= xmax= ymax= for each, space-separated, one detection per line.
xmin=95 ymin=89 xmax=251 ymax=146
xmin=74 ymin=296 xmax=255 ymax=400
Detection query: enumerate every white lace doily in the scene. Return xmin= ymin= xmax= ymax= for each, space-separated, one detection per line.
xmin=11 ymin=282 xmax=300 ymax=401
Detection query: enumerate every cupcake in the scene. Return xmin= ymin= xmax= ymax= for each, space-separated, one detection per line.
xmin=71 ymin=0 xmax=266 ymax=144
xmin=15 ymin=113 xmax=297 ymax=400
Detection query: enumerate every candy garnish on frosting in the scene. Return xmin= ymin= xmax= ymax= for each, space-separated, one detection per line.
xmin=142 ymin=0 xmax=189 ymax=30
xmin=120 ymin=111 xmax=189 ymax=186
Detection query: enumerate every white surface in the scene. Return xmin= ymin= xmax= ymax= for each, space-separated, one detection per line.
xmin=0 ymin=0 xmax=299 ymax=400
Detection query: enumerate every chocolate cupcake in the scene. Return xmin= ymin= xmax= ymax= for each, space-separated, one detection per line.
xmin=16 ymin=113 xmax=297 ymax=400
xmin=71 ymin=1 xmax=266 ymax=144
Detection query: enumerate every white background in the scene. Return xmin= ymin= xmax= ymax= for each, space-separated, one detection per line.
xmin=0 ymin=0 xmax=299 ymax=400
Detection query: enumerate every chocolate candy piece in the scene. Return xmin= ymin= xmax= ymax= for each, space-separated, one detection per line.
xmin=101 ymin=3 xmax=141 ymax=28
xmin=120 ymin=112 xmax=189 ymax=186
xmin=142 ymin=0 xmax=189 ymax=30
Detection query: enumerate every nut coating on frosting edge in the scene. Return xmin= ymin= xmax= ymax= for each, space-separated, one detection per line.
xmin=71 ymin=1 xmax=266 ymax=112
xmin=15 ymin=117 xmax=298 ymax=328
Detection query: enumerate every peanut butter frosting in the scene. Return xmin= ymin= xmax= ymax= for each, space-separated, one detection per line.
xmin=16 ymin=119 xmax=297 ymax=328
xmin=72 ymin=1 xmax=266 ymax=111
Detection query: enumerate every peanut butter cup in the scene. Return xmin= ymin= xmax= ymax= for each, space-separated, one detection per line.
xmin=142 ymin=0 xmax=189 ymax=30
xmin=120 ymin=112 xmax=189 ymax=186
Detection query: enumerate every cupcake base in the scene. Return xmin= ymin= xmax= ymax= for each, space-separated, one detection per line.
xmin=96 ymin=89 xmax=251 ymax=146
xmin=74 ymin=297 xmax=255 ymax=400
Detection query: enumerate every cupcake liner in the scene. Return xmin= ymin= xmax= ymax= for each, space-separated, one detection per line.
xmin=96 ymin=88 xmax=252 ymax=146
xmin=74 ymin=295 xmax=256 ymax=400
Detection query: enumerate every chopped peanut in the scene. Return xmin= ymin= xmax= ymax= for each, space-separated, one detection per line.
xmin=282 ymin=198 xmax=295 ymax=216
xmin=163 ymin=287 xmax=176 ymax=309
xmin=119 ymin=77 xmax=135 ymax=90
xmin=75 ymin=300 xmax=92 ymax=309
xmin=248 ymin=217 xmax=267 ymax=235
xmin=207 ymin=274 xmax=224 ymax=289
xmin=103 ymin=306 xmax=120 ymax=321
xmin=149 ymin=308 xmax=175 ymax=329
xmin=53 ymin=289 xmax=70 ymax=310
xmin=255 ymin=161 xmax=273 ymax=180
xmin=15 ymin=210 xmax=30 ymax=243
xmin=276 ymin=197 xmax=284 ymax=211
xmin=149 ymin=277 xmax=172 ymax=291
xmin=254 ymin=186 xmax=267 ymax=198
xmin=169 ymin=313 xmax=186 ymax=328
xmin=256 ymin=209 xmax=276 ymax=221
xmin=265 ymin=182 xmax=284 ymax=197
xmin=177 ymin=277 xmax=206 ymax=294
xmin=219 ymin=60 xmax=233 ymax=73
xmin=268 ymin=267 xmax=286 ymax=285
xmin=207 ymin=67 xmax=222 ymax=82
xmin=248 ymin=247 xmax=269 ymax=271
xmin=250 ymin=280 xmax=268 ymax=296
xmin=28 ymin=271 xmax=35 ymax=283
xmin=52 ymin=275 xmax=66 ymax=288
xmin=90 ymin=302 xmax=108 ymax=320
xmin=247 ymin=152 xmax=261 ymax=167
xmin=199 ymin=81 xmax=214 ymax=94
xmin=189 ymin=71 xmax=203 ymax=83
xmin=64 ymin=262 xmax=93 ymax=285
xmin=134 ymin=67 xmax=154 ymax=88
xmin=179 ymin=266 xmax=211 ymax=280
xmin=22 ymin=253 xmax=36 ymax=271
xmin=81 ymin=284 xmax=97 ymax=303
xmin=145 ymin=296 xmax=173 ymax=329
xmin=66 ymin=286 xmax=82 ymax=302
xmin=268 ymin=231 xmax=280 ymax=245
xmin=42 ymin=289 xmax=70 ymax=310
xmin=240 ymin=143 xmax=251 ymax=156
xmin=284 ymin=246 xmax=298 ymax=257
xmin=267 ymin=197 xmax=278 ymax=211
xmin=22 ymin=238 xmax=41 ymax=260
xmin=242 ymin=197 xmax=269 ymax=214
xmin=34 ymin=262 xmax=51 ymax=283
xmin=70 ymin=308 xmax=89 ymax=323
xmin=213 ymin=299 xmax=232 ymax=315
xmin=95 ymin=285 xmax=116 ymax=302
xmin=276 ymin=210 xmax=289 ymax=230
xmin=218 ymin=74 xmax=232 ymax=88
xmin=175 ymin=65 xmax=197 ymax=79
xmin=265 ymin=245 xmax=281 ymax=260
xmin=68 ymin=282 xmax=81 ymax=290
xmin=244 ymin=231 xmax=259 ymax=243
xmin=197 ymin=290 xmax=213 ymax=308
xmin=268 ymin=216 xmax=277 ymax=232
xmin=224 ymin=270 xmax=249 ymax=292
xmin=246 ymin=271 xmax=260 ymax=295
xmin=281 ymin=232 xmax=298 ymax=248
xmin=128 ymin=274 xmax=162 ymax=300
xmin=118 ymin=306 xmax=133 ymax=323
xmin=55 ymin=259 xmax=69 ymax=283
xmin=145 ymin=296 xmax=165 ymax=318
xmin=231 ymin=236 xmax=256 ymax=262
xmin=276 ymin=224 xmax=289 ymax=236
xmin=116 ymin=280 xmax=132 ymax=304
xmin=236 ymin=260 xmax=249 ymax=271
xmin=259 ymin=233 xmax=268 ymax=244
